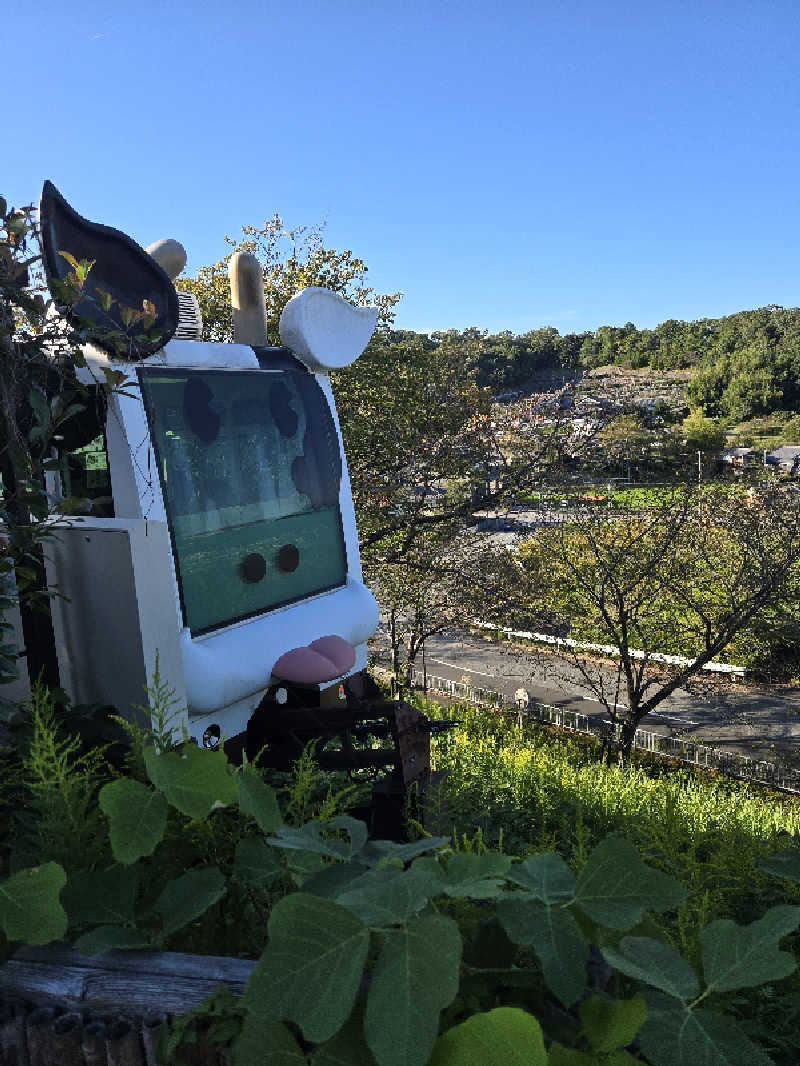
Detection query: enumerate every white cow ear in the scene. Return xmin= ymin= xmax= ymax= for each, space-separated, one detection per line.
xmin=279 ymin=287 xmax=378 ymax=372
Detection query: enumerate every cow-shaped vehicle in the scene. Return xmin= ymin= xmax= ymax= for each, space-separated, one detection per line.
xmin=20 ymin=182 xmax=432 ymax=830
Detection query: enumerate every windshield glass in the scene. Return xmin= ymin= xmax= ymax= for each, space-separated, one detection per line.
xmin=139 ymin=366 xmax=346 ymax=635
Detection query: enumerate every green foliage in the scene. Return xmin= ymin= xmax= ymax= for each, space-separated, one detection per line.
xmin=680 ymin=409 xmax=726 ymax=452
xmin=578 ymin=995 xmax=647 ymax=1055
xmin=638 ymin=992 xmax=775 ymax=1066
xmin=11 ymin=681 xmax=110 ymax=871
xmin=144 ymin=742 xmax=239 ymax=820
xmin=514 ymin=485 xmax=800 ymax=729
xmin=0 ymin=194 xmax=158 ymax=699
xmin=241 ymin=893 xmax=371 ymax=1043
xmin=603 ymin=938 xmax=699 ymax=1000
xmin=233 ymin=837 xmax=283 ymax=889
xmin=699 ymin=907 xmax=800 ymax=994
xmin=497 ymin=896 xmax=588 ymax=1006
xmin=177 ymin=214 xmax=401 ymax=346
xmin=0 ymin=861 xmax=66 ymax=943
xmin=3 ymin=690 xmax=800 ymax=1066
xmin=422 ymin=691 xmax=800 ymax=942
xmin=572 ymin=837 xmax=688 ymax=930
xmin=429 ymin=1007 xmax=547 ymax=1065
xmin=99 ymin=776 xmax=168 ymax=863
xmin=109 ymin=652 xmax=190 ymax=778
xmin=61 ymin=865 xmax=139 ymax=927
xmin=366 ymin=914 xmax=462 ymax=1066
xmin=238 ymin=763 xmax=284 ymax=833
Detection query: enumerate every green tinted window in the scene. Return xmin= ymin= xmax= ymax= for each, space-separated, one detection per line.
xmin=139 ymin=367 xmax=347 ymax=634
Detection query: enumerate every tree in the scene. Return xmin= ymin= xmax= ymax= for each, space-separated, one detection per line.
xmin=514 ymin=485 xmax=800 ymax=761
xmin=366 ymin=525 xmax=522 ymax=691
xmin=176 ymin=215 xmax=401 ymax=344
xmin=0 ymin=192 xmax=150 ymax=705
xmin=590 ymin=414 xmax=656 ymax=479
xmin=680 ymin=409 xmax=726 ymax=454
xmin=333 ymin=329 xmax=494 ymax=560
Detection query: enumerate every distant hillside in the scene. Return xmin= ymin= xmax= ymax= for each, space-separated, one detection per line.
xmin=422 ymin=306 xmax=800 ymax=424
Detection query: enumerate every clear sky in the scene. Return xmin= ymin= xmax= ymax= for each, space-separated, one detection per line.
xmin=6 ymin=0 xmax=800 ymax=337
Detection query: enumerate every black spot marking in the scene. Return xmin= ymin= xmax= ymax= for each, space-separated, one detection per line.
xmin=241 ymin=552 xmax=267 ymax=583
xmin=276 ymin=543 xmax=300 ymax=573
xmin=183 ymin=377 xmax=220 ymax=443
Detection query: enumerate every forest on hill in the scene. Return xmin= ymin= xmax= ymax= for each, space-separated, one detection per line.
xmin=418 ymin=305 xmax=800 ymax=426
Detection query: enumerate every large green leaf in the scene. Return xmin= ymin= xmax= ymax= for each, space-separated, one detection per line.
xmin=700 ymin=905 xmax=800 ymax=993
xmin=242 ymin=893 xmax=370 ymax=1043
xmin=238 ymin=769 xmax=283 ymax=833
xmin=232 ymin=1015 xmax=307 ymax=1065
xmin=311 ymin=1008 xmax=376 ymax=1066
xmin=602 ymin=937 xmax=700 ymax=1001
xmin=578 ymin=994 xmax=646 ymax=1054
xmin=328 ymin=816 xmax=369 ymax=857
xmin=98 ymin=777 xmax=168 ymax=863
xmin=144 ymin=743 xmax=238 ymax=820
xmin=302 ymin=862 xmax=372 ymax=899
xmin=434 ymin=852 xmax=513 ymax=899
xmin=548 ymin=1047 xmax=639 ymax=1065
xmin=337 ymin=863 xmax=443 ymax=927
xmin=267 ymin=821 xmax=358 ymax=861
xmin=365 ymin=913 xmax=462 ymax=1066
xmin=62 ymin=866 xmax=139 ymax=927
xmin=573 ymin=837 xmax=687 ymax=930
xmin=233 ymin=838 xmax=283 ymax=889
xmin=359 ymin=836 xmax=451 ymax=867
xmin=0 ymin=862 xmax=67 ymax=944
xmin=74 ymin=925 xmax=152 ymax=955
xmin=759 ymin=849 xmax=800 ymax=883
xmin=429 ymin=1008 xmax=546 ymax=1066
xmin=506 ymin=853 xmax=576 ymax=904
xmin=496 ymin=898 xmax=588 ymax=1007
xmin=152 ymin=867 xmax=226 ymax=940
xmin=637 ymin=993 xmax=774 ymax=1066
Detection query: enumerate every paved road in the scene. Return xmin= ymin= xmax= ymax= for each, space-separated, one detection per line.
xmin=371 ymin=626 xmax=800 ymax=763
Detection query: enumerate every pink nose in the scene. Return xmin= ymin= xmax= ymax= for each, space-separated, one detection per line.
xmin=271 ymin=635 xmax=356 ymax=684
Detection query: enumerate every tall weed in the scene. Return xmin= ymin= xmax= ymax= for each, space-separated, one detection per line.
xmin=423 ymin=695 xmax=800 ymax=923
xmin=8 ymin=682 xmax=110 ymax=872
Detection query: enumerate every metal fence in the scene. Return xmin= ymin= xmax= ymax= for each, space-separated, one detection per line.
xmin=372 ymin=661 xmax=800 ymax=794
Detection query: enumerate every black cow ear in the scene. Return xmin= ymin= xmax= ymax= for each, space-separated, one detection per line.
xmin=39 ymin=180 xmax=178 ymax=360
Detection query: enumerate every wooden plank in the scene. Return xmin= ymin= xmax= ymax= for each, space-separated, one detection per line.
xmin=1 ymin=947 xmax=257 ymax=1016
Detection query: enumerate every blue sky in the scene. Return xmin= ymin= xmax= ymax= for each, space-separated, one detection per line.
xmin=6 ymin=0 xmax=800 ymax=337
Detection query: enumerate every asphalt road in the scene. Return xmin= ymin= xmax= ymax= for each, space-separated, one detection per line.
xmin=371 ymin=626 xmax=800 ymax=764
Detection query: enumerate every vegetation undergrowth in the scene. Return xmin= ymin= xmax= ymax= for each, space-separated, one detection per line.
xmin=418 ymin=692 xmax=800 ymax=906
xmin=3 ymin=678 xmax=800 ymax=1063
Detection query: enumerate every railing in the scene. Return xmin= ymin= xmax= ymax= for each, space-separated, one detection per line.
xmin=371 ymin=661 xmax=800 ymax=794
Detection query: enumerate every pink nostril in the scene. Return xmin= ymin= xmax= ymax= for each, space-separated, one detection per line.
xmin=308 ymin=635 xmax=356 ymax=673
xmin=272 ymin=635 xmax=356 ymax=684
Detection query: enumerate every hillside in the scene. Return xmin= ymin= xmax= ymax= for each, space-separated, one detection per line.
xmin=431 ymin=305 xmax=800 ymax=428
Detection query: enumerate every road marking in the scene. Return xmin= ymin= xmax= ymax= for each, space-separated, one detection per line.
xmin=428 ymin=658 xmax=497 ymax=678
xmin=582 ymin=697 xmax=628 ymax=710
xmin=651 ymin=711 xmax=701 ymax=725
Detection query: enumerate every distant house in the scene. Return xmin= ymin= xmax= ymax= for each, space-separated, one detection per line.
xmin=766 ymin=445 xmax=800 ymax=475
xmin=410 ymin=484 xmax=448 ymax=504
xmin=720 ymin=447 xmax=757 ymax=470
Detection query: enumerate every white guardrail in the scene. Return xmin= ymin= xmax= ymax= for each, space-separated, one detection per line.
xmin=469 ymin=620 xmax=747 ymax=677
xmin=370 ymin=660 xmax=800 ymax=794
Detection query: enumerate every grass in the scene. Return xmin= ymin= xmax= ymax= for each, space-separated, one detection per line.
xmin=415 ymin=693 xmax=800 ymax=928
xmin=409 ymin=687 xmax=800 ymax=1061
